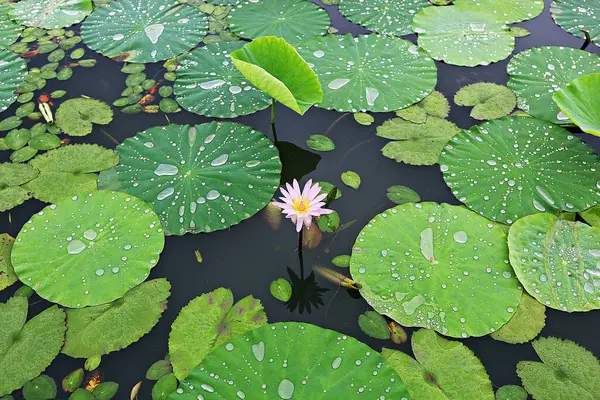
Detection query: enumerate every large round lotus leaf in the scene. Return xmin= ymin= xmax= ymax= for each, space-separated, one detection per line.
xmin=412 ymin=6 xmax=514 ymax=67
xmin=507 ymin=46 xmax=600 ymax=124
xmin=228 ymin=0 xmax=330 ymax=45
xmin=453 ymin=0 xmax=544 ymax=24
xmin=170 ymin=322 xmax=410 ymax=399
xmin=11 ymin=190 xmax=165 ymax=308
xmin=551 ymin=0 xmax=600 ymax=45
xmin=230 ymin=36 xmax=323 ymax=115
xmin=297 ymin=34 xmax=437 ymax=112
xmin=382 ymin=329 xmax=494 ymax=400
xmin=174 ymin=41 xmax=271 ymax=118
xmin=350 ymin=202 xmax=522 ymax=338
xmin=0 ymin=5 xmax=22 ymax=48
xmin=0 ymin=297 xmax=66 ymax=397
xmin=339 ymin=0 xmax=430 ymax=37
xmin=0 ymin=48 xmax=27 ymax=113
xmin=62 ymin=278 xmax=171 ymax=358
xmin=98 ymin=122 xmax=281 ymax=236
xmin=9 ymin=0 xmax=92 ymax=29
xmin=81 ymin=0 xmax=207 ymax=63
xmin=553 ymin=73 xmax=600 ymax=136
xmin=439 ymin=117 xmax=600 ymax=225
xmin=508 ymin=213 xmax=600 ymax=312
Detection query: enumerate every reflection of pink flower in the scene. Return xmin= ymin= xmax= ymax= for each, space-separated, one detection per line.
xmin=271 ymin=179 xmax=334 ymax=232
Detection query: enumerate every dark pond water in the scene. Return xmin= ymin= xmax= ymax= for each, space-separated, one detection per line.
xmin=1 ymin=0 xmax=600 ymax=398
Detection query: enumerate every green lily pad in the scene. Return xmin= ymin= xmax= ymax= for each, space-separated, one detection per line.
xmin=24 ymin=144 xmax=119 ymax=204
xmin=11 ymin=190 xmax=165 ymax=308
xmin=230 ymin=36 xmax=322 ymax=115
xmin=358 ymin=311 xmax=390 ymax=339
xmin=339 ymin=0 xmax=430 ymax=36
xmin=0 ymin=297 xmax=66 ymax=397
xmin=387 ymin=185 xmax=421 ymax=205
xmin=353 ymin=112 xmax=374 ymax=125
xmin=306 ymin=134 xmax=335 ymax=152
xmin=98 ymin=122 xmax=281 ymax=236
xmin=341 ymin=170 xmax=361 ymax=189
xmin=228 ymin=0 xmax=330 ymax=44
xmin=412 ymin=5 xmax=514 ymax=67
xmin=81 ymin=0 xmax=207 ymax=63
xmin=0 ymin=48 xmax=27 ymax=113
xmin=168 ymin=287 xmax=267 ymax=381
xmin=62 ymin=279 xmax=170 ymax=358
xmin=553 ymin=73 xmax=600 ymax=136
xmin=439 ymin=117 xmax=600 ymax=224
xmin=377 ymin=116 xmax=460 ymax=166
xmin=453 ymin=0 xmax=544 ymax=23
xmin=270 ymin=278 xmax=292 ymax=302
xmin=508 ymin=213 xmax=600 ymax=312
xmin=23 ymin=374 xmax=57 ymax=400
xmin=490 ymin=292 xmax=546 ymax=344
xmin=382 ymin=329 xmax=494 ymax=400
xmin=507 ymin=46 xmax=600 ymax=124
xmin=9 ymin=0 xmax=92 ymax=29
xmin=174 ymin=41 xmax=271 ymax=118
xmin=298 ymin=34 xmax=437 ymax=112
xmin=55 ymin=98 xmax=113 ymax=136
xmin=396 ymin=90 xmax=450 ymax=123
xmin=0 ymin=163 xmax=39 ymax=212
xmin=551 ymin=0 xmax=600 ymax=46
xmin=0 ymin=233 xmax=16 ymax=291
xmin=0 ymin=5 xmax=22 ymax=48
xmin=454 ymin=83 xmax=517 ymax=120
xmin=171 ymin=322 xmax=409 ymax=399
xmin=350 ymin=202 xmax=522 ymax=338
xmin=517 ymin=337 xmax=600 ymax=399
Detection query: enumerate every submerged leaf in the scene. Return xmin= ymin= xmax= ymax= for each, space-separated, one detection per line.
xmin=168 ymin=288 xmax=267 ymax=380
xmin=230 ymin=36 xmax=323 ymax=115
xmin=55 ymin=98 xmax=113 ymax=136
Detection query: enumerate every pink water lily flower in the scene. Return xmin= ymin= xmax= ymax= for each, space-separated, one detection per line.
xmin=272 ymin=179 xmax=334 ymax=232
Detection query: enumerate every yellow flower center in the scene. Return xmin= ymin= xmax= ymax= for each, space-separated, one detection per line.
xmin=293 ymin=197 xmax=309 ymax=213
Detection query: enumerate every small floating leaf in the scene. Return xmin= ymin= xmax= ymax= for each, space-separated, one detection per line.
xmin=55 ymin=98 xmax=113 ymax=136
xmin=270 ymin=278 xmax=292 ymax=302
xmin=332 ymin=255 xmax=351 ymax=268
xmin=341 ymin=170 xmax=361 ymax=189
xmin=151 ymin=374 xmax=176 ymax=400
xmin=84 ymin=356 xmax=101 ymax=372
xmin=158 ymin=98 xmax=180 ymax=113
xmin=91 ymin=382 xmax=118 ymax=400
xmin=62 ymin=369 xmax=85 ymax=393
xmin=358 ymin=311 xmax=390 ymax=339
xmin=353 ymin=112 xmax=374 ymax=126
xmin=454 ymin=82 xmax=517 ymax=120
xmin=317 ymin=210 xmax=340 ymax=233
xmin=389 ymin=321 xmax=407 ymax=344
xmin=146 ymin=360 xmax=172 ymax=381
xmin=495 ymin=385 xmax=528 ymax=400
xmin=50 ymin=90 xmax=67 ymax=99
xmin=306 ymin=134 xmax=335 ymax=152
xmin=386 ymin=185 xmax=421 ymax=205
xmin=22 ymin=375 xmax=57 ymax=400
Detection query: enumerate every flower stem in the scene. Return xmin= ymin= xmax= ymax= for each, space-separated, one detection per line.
xmin=270 ymin=100 xmax=279 ymax=142
xmin=298 ymin=228 xmax=304 ymax=278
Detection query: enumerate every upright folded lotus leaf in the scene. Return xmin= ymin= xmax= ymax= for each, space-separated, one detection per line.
xmin=230 ymin=36 xmax=323 ymax=115
xmin=24 ymin=144 xmax=119 ymax=204
xmin=62 ymin=279 xmax=171 ymax=358
xmin=453 ymin=0 xmax=544 ymax=23
xmin=551 ymin=0 xmax=600 ymax=46
xmin=339 ymin=0 xmax=429 ymax=36
xmin=170 ymin=322 xmax=410 ymax=399
xmin=0 ymin=163 xmax=39 ymax=212
xmin=298 ymin=34 xmax=437 ymax=112
xmin=0 ymin=5 xmax=22 ymax=48
xmin=0 ymin=233 xmax=16 ymax=291
xmin=81 ymin=0 xmax=207 ymax=63
xmin=55 ymin=98 xmax=113 ymax=136
xmin=517 ymin=337 xmax=600 ymax=399
xmin=11 ymin=191 xmax=165 ymax=308
xmin=552 ymin=73 xmax=600 ymax=136
xmin=174 ymin=41 xmax=271 ymax=118
xmin=508 ymin=213 xmax=600 ymax=312
xmin=9 ymin=0 xmax=92 ymax=29
xmin=0 ymin=297 xmax=66 ymax=396
xmin=98 ymin=122 xmax=281 ymax=235
xmin=580 ymin=205 xmax=600 ymax=228
xmin=350 ymin=202 xmax=522 ymax=338
xmin=228 ymin=0 xmax=330 ymax=45
xmin=0 ymin=48 xmax=27 ymax=113
xmin=382 ymin=329 xmax=494 ymax=399
xmin=490 ymin=292 xmax=546 ymax=344
xmin=412 ymin=6 xmax=514 ymax=67
xmin=168 ymin=288 xmax=267 ymax=380
xmin=440 ymin=117 xmax=600 ymax=224
xmin=507 ymin=46 xmax=600 ymax=124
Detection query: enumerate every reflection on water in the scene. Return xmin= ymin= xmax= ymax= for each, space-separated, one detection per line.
xmin=286 ymin=267 xmax=328 ymax=314
xmin=276 ymin=141 xmax=321 ymax=183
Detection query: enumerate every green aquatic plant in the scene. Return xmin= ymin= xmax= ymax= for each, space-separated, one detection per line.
xmin=396 ymin=90 xmax=450 ymax=123
xmin=386 ymin=185 xmax=421 ymax=205
xmin=490 ymin=293 xmax=546 ymax=344
xmin=350 ymin=202 xmax=523 ymax=338
xmin=0 ymin=233 xmax=16 ymax=291
xmin=22 ymin=375 xmax=56 ymax=400
xmin=0 ymin=163 xmax=38 ymax=212
xmin=453 ymin=0 xmax=544 ymax=24
xmin=339 ymin=0 xmax=430 ymax=36
xmin=358 ymin=310 xmax=390 ymax=340
xmin=55 ymin=97 xmax=113 ymax=136
xmin=454 ymin=82 xmax=517 ymax=120
xmin=9 ymin=0 xmax=93 ymax=29
xmin=552 ymin=73 xmax=600 ymax=136
xmin=306 ymin=134 xmax=335 ymax=152
xmin=0 ymin=48 xmax=26 ymax=113
xmin=341 ymin=170 xmax=361 ymax=189
xmin=269 ymin=278 xmax=292 ymax=302
xmin=171 ymin=322 xmax=410 ymax=399
xmin=551 ymin=0 xmax=600 ymax=46
xmin=11 ymin=190 xmax=165 ymax=308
